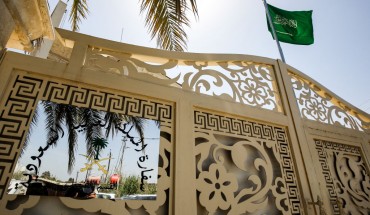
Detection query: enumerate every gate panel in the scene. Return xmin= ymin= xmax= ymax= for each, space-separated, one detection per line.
xmin=193 ymin=109 xmax=302 ymax=214
xmin=1 ymin=29 xmax=369 ymax=214
xmin=314 ymin=140 xmax=370 ymax=214
xmin=0 ymin=71 xmax=175 ymax=214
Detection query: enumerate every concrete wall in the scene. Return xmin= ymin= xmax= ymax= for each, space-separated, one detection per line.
xmin=0 ymin=1 xmax=15 ymax=51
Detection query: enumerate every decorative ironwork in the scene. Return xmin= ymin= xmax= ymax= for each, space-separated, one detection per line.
xmin=0 ymin=73 xmax=174 ymax=214
xmin=194 ymin=110 xmax=302 ymax=214
xmin=182 ymin=61 xmax=281 ymax=111
xmin=315 ymin=140 xmax=370 ymax=214
xmin=0 ymin=76 xmax=44 ymax=199
xmin=2 ymin=30 xmax=369 ymax=215
xmin=43 ymin=81 xmax=172 ymax=123
xmin=83 ymin=47 xmax=282 ymax=112
xmin=290 ymin=72 xmax=370 ymax=131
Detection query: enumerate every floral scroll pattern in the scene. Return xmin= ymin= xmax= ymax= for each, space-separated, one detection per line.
xmin=182 ymin=61 xmax=281 ymax=111
xmin=315 ymin=140 xmax=370 ymax=215
xmin=194 ymin=110 xmax=302 ymax=214
xmin=290 ymin=72 xmax=370 ymax=131
xmin=197 ymin=164 xmax=238 ymax=212
xmin=83 ymin=48 xmax=282 ymax=112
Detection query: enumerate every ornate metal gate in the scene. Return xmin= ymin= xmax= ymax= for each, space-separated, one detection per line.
xmin=0 ymin=29 xmax=369 ymax=214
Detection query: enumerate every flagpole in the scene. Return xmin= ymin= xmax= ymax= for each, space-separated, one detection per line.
xmin=262 ymin=0 xmax=286 ymax=63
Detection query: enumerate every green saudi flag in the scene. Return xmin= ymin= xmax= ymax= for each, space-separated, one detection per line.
xmin=267 ymin=4 xmax=314 ymax=45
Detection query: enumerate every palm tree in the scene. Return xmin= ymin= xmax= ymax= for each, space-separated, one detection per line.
xmin=69 ymin=0 xmax=199 ymax=51
xmin=42 ymin=101 xmax=80 ymax=173
xmin=21 ymin=0 xmax=178 ymax=176
xmin=22 ymin=101 xmax=147 ymax=174
xmin=91 ymin=137 xmax=109 ymax=160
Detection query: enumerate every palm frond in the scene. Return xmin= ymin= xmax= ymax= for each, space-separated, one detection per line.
xmin=78 ymin=108 xmax=103 ymax=158
xmin=69 ymin=0 xmax=89 ymax=31
xmin=53 ymin=104 xmax=67 ymax=137
xmin=175 ymin=0 xmax=198 ymax=19
xmin=140 ymin=0 xmax=196 ymax=51
xmin=123 ymin=115 xmax=146 ymax=147
xmin=65 ymin=105 xmax=79 ymax=173
xmin=42 ymin=101 xmax=65 ymax=147
xmin=21 ymin=104 xmax=39 ymax=156
xmin=104 ymin=112 xmax=122 ymax=139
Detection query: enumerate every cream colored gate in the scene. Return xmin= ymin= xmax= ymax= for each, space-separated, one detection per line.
xmin=0 ymin=29 xmax=369 ymax=215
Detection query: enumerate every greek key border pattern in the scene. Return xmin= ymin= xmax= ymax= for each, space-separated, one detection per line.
xmin=42 ymin=81 xmax=172 ymax=124
xmin=314 ymin=140 xmax=365 ymax=214
xmin=194 ymin=111 xmax=275 ymax=141
xmin=275 ymin=127 xmax=301 ymax=213
xmin=0 ymin=76 xmax=44 ymax=199
xmin=0 ymin=73 xmax=174 ymax=206
xmin=194 ymin=110 xmax=302 ymax=214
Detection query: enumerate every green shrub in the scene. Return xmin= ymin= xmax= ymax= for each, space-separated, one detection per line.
xmin=120 ymin=176 xmax=139 ymax=195
xmin=146 ymin=183 xmax=157 ymax=194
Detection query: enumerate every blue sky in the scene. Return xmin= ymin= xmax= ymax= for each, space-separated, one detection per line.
xmin=18 ymin=102 xmax=160 ymax=183
xmin=51 ymin=0 xmax=370 ymax=112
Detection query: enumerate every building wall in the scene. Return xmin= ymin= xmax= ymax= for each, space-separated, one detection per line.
xmin=0 ymin=1 xmax=15 ymax=51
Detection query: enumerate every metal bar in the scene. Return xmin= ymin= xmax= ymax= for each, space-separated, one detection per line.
xmin=262 ymin=0 xmax=286 ymax=63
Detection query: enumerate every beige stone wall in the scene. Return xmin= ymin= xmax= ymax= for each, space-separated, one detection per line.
xmin=0 ymin=0 xmax=53 ymax=52
xmin=0 ymin=1 xmax=15 ymax=51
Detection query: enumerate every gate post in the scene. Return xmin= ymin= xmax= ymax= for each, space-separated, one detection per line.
xmin=173 ymin=94 xmax=197 ymax=215
xmin=63 ymin=41 xmax=88 ymax=80
xmin=274 ymin=59 xmax=320 ymax=214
